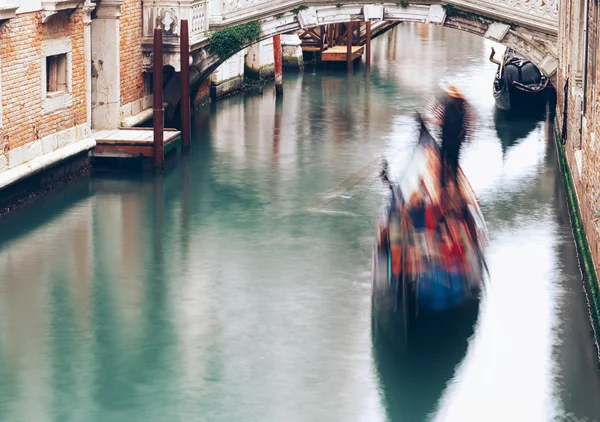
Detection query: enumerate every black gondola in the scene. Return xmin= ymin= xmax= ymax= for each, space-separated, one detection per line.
xmin=493 ymin=48 xmax=551 ymax=112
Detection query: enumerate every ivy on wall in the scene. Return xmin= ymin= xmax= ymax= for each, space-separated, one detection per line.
xmin=210 ymin=21 xmax=262 ymax=60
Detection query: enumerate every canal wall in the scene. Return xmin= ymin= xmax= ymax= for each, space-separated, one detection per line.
xmin=209 ymin=34 xmax=302 ymax=100
xmin=556 ymin=0 xmax=600 ymax=340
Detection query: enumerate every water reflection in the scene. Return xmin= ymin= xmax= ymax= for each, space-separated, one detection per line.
xmin=373 ymin=304 xmax=479 ymax=422
xmin=494 ymin=108 xmax=546 ymax=158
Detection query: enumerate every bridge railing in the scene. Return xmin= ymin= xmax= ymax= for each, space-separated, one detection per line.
xmin=209 ymin=0 xmax=301 ymax=28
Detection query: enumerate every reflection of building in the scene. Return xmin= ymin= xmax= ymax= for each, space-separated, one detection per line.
xmin=556 ymin=0 xmax=600 ymax=280
xmin=0 ymin=197 xmax=94 ymax=422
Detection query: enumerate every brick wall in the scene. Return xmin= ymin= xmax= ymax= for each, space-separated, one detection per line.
xmin=557 ymin=0 xmax=600 ymax=278
xmin=193 ymin=78 xmax=211 ymax=109
xmin=0 ymin=11 xmax=86 ymax=154
xmin=119 ymin=0 xmax=145 ymax=107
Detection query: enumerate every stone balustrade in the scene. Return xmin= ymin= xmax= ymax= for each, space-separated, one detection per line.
xmin=142 ymin=0 xmax=210 ymax=71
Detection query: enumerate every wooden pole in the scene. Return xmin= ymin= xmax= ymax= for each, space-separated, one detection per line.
xmin=346 ymin=21 xmax=353 ymax=73
xmin=180 ymin=20 xmax=191 ymax=152
xmin=366 ymin=21 xmax=371 ymax=69
xmin=273 ymin=34 xmax=283 ymax=96
xmin=273 ymin=96 xmax=282 ymax=166
xmin=153 ymin=28 xmax=164 ymax=170
xmin=319 ymin=25 xmax=325 ymax=63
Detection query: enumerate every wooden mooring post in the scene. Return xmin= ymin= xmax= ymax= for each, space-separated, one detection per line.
xmin=153 ymin=28 xmax=164 ymax=170
xmin=273 ymin=34 xmax=283 ymax=96
xmin=366 ymin=21 xmax=371 ymax=69
xmin=180 ymin=20 xmax=191 ymax=152
xmin=346 ymin=22 xmax=353 ymax=73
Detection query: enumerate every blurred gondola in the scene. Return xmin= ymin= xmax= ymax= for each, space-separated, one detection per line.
xmin=372 ymin=116 xmax=488 ymax=347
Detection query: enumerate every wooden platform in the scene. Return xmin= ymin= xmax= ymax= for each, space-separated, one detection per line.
xmin=321 ymin=46 xmax=364 ymax=62
xmin=91 ymin=128 xmax=181 ymax=159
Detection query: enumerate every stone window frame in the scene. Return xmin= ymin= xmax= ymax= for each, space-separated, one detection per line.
xmin=41 ymin=36 xmax=73 ymax=115
xmin=575 ymin=0 xmax=587 ymax=87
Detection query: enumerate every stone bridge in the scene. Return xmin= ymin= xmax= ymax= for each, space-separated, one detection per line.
xmin=142 ymin=0 xmax=558 ymax=104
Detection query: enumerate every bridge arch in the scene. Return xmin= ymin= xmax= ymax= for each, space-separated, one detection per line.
xmin=188 ymin=3 xmax=557 ymax=85
xmin=156 ymin=2 xmax=558 ymax=117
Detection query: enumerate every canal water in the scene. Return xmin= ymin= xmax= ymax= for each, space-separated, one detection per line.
xmin=0 ymin=24 xmax=600 ymax=422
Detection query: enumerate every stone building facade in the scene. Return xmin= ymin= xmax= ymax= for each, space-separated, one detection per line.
xmin=0 ymin=3 xmax=91 ymax=174
xmin=556 ymin=0 xmax=600 ymax=279
xmin=0 ymin=0 xmax=151 ymax=188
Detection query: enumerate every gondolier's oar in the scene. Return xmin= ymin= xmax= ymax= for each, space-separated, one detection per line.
xmin=318 ymin=158 xmax=383 ymax=208
xmin=321 ymin=156 xmax=382 ymax=197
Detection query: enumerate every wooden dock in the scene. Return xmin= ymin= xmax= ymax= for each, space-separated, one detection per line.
xmin=321 ymin=46 xmax=364 ymax=62
xmin=91 ymin=128 xmax=181 ymax=159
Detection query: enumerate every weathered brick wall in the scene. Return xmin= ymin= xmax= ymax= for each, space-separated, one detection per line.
xmin=556 ymin=0 xmax=600 ymax=278
xmin=119 ymin=0 xmax=145 ymax=107
xmin=0 ymin=11 xmax=86 ymax=155
xmin=193 ymin=78 xmax=211 ymax=109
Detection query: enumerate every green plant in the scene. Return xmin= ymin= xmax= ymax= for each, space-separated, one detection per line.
xmin=335 ymin=3 xmax=342 ymax=8
xmin=291 ymin=5 xmax=308 ymax=14
xmin=274 ymin=12 xmax=284 ymax=19
xmin=444 ymin=4 xmax=458 ymax=15
xmin=209 ymin=21 xmax=262 ymax=60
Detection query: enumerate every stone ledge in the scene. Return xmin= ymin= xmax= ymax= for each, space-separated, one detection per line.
xmin=8 ymin=124 xmax=91 ymax=169
xmin=41 ymin=0 xmax=81 ymax=23
xmin=0 ymin=4 xmax=19 ymax=24
xmin=0 ymin=138 xmax=96 ymax=191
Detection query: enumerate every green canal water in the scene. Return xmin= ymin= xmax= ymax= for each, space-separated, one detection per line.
xmin=0 ymin=24 xmax=600 ymax=422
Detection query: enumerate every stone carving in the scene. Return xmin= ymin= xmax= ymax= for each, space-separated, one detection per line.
xmin=142 ymin=52 xmax=153 ymax=72
xmin=223 ymin=0 xmax=265 ymax=13
xmin=156 ymin=7 xmax=178 ymax=34
xmin=466 ymin=0 xmax=557 ymax=23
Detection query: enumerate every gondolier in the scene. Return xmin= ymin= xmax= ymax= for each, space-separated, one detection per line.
xmin=423 ymin=83 xmax=476 ymax=192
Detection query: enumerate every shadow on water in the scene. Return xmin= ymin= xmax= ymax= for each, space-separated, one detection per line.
xmin=493 ymin=107 xmax=546 ymax=157
xmin=372 ymin=302 xmax=479 ymax=422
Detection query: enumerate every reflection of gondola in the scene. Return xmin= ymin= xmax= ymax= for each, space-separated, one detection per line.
xmin=371 ymin=301 xmax=478 ymax=421
xmin=494 ymin=107 xmax=545 ymax=157
xmin=493 ymin=49 xmax=550 ymax=112
xmin=372 ymin=117 xmax=488 ymax=347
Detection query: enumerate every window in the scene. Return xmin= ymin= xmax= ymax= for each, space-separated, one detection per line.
xmin=41 ymin=37 xmax=72 ymax=114
xmin=590 ymin=1 xmax=599 ymax=118
xmin=46 ymin=54 xmax=68 ymax=97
